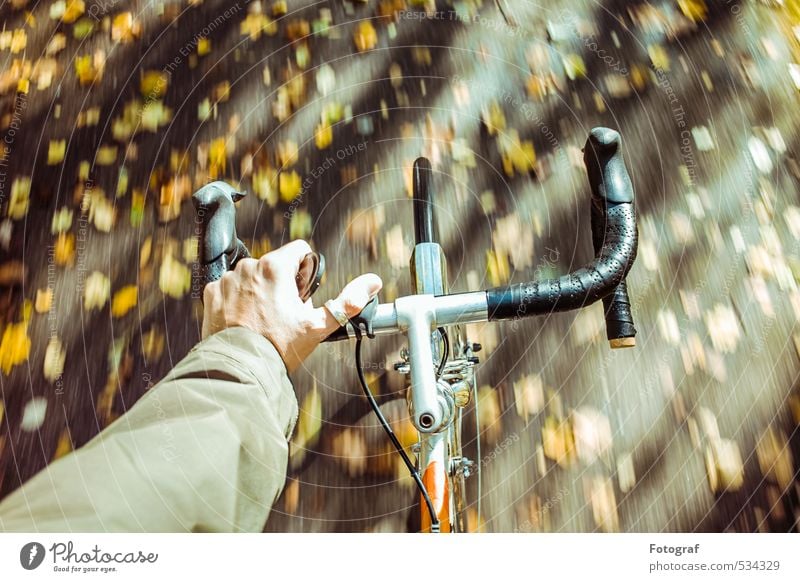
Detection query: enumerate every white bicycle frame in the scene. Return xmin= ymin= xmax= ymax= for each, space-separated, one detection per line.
xmin=336 ymin=245 xmax=489 ymax=532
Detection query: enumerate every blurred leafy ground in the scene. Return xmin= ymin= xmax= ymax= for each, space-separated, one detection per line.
xmin=0 ymin=0 xmax=799 ymax=532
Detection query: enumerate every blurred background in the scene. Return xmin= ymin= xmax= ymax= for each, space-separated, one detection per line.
xmin=0 ymin=0 xmax=799 ymax=532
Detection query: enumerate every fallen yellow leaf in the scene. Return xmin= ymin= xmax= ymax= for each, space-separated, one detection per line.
xmin=62 ymin=0 xmax=85 ymax=23
xmin=53 ymin=429 xmax=73 ymax=460
xmin=315 ymin=122 xmax=333 ymax=149
xmin=542 ymin=416 xmax=576 ymax=468
xmin=197 ymin=37 xmax=211 ymax=56
xmin=140 ymin=70 xmax=168 ymax=99
xmin=0 ymin=320 xmax=30 ymax=374
xmin=486 ymin=249 xmax=510 ymax=286
xmin=35 ymin=289 xmax=53 ymax=313
xmin=8 ymin=177 xmax=31 ymax=220
xmin=208 ymin=138 xmax=227 ymax=179
xmin=96 ymin=145 xmax=117 ymax=165
xmin=279 ymin=170 xmax=302 ymax=202
xmin=111 ymin=12 xmax=139 ymax=43
xmin=111 ymin=285 xmax=138 ymax=318
xmin=54 ymin=232 xmax=76 ymax=266
xmin=48 ymin=140 xmax=66 ymax=165
xmin=354 ymin=21 xmax=377 ymax=52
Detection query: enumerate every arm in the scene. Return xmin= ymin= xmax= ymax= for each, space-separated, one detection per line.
xmin=0 ymin=240 xmax=380 ymax=533
xmin=0 ymin=326 xmax=297 ymax=532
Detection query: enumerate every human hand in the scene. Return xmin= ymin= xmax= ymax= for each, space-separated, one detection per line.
xmin=202 ymin=240 xmax=382 ymax=372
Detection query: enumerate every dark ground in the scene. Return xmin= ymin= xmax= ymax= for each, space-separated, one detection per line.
xmin=0 ymin=0 xmax=798 ymax=532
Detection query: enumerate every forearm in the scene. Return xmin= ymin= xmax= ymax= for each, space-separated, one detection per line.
xmin=0 ymin=327 xmax=298 ymax=532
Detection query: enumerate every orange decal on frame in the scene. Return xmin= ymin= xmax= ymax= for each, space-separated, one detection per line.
xmin=420 ymin=461 xmax=450 ymax=533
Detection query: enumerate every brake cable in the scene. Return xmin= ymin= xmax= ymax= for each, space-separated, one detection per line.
xmin=354 ymin=338 xmax=440 ymax=531
xmin=436 ymin=327 xmax=449 ymax=378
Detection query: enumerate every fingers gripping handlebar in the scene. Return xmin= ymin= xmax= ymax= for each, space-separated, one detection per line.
xmin=485 ymin=127 xmax=638 ymax=346
xmin=192 ymin=181 xmax=325 ymax=302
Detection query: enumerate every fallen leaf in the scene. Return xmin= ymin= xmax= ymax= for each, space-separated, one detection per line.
xmin=53 ymin=429 xmax=73 ymax=459
xmin=111 ymin=12 xmax=140 ymax=43
xmin=588 ymin=477 xmax=619 ymax=532
xmin=96 ymin=145 xmax=117 ymax=166
xmin=0 ymin=320 xmax=30 ymax=374
xmin=140 ymin=70 xmax=168 ymax=99
xmin=47 ymin=140 xmax=66 ymax=165
xmin=84 ymin=271 xmax=110 ymax=310
xmin=354 ymin=21 xmax=378 ymax=52
xmin=277 ymin=140 xmax=299 ymax=166
xmin=43 ymin=336 xmax=66 ymax=382
xmin=111 ymin=285 xmax=138 ymax=318
xmin=542 ymin=415 xmax=576 ymax=468
xmin=158 ymin=253 xmax=191 ymax=299
xmin=572 ymin=407 xmax=613 ymax=464
xmin=197 ymin=37 xmax=211 ymax=56
xmin=284 ymin=479 xmax=300 ymax=514
xmin=213 ymin=81 xmax=230 ymax=103
xmin=73 ymin=17 xmax=95 ymax=40
xmin=314 ymin=122 xmax=332 ymax=149
xmin=46 ymin=33 xmax=67 ymax=56
xmin=513 ymin=374 xmax=545 ymax=421
xmin=0 ymin=260 xmax=26 ymax=285
xmin=252 ymin=164 xmax=278 ymax=206
xmin=54 ymin=232 xmax=76 ymax=266
xmin=279 ymin=171 xmax=302 ymax=202
xmin=61 ymin=0 xmax=85 ymax=23
xmin=20 ymin=397 xmax=47 ymax=431
xmin=35 ymin=289 xmax=53 ymax=313
xmin=617 ymin=452 xmax=636 ymax=493
xmin=74 ymin=52 xmax=103 ymax=85
xmin=208 ymin=138 xmax=228 ymax=179
xmin=385 ymin=225 xmax=410 ymax=269
xmin=316 ymin=64 xmax=336 ymax=95
xmin=486 ymin=249 xmax=510 ymax=286
xmin=707 ymin=438 xmax=744 ymax=492
xmin=756 ymin=427 xmax=794 ymax=489
xmin=331 ymin=428 xmax=367 ymax=477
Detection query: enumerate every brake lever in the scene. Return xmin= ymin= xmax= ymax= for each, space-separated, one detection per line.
xmin=297 ymin=252 xmax=325 ymax=302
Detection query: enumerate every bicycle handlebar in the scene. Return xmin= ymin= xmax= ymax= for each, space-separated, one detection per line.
xmin=193 ymin=127 xmax=638 ymax=348
xmin=485 ymin=127 xmax=638 ymax=345
xmin=192 ymin=181 xmax=250 ymax=292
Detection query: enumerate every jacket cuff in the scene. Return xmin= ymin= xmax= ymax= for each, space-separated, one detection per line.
xmin=175 ymin=327 xmax=299 ymax=439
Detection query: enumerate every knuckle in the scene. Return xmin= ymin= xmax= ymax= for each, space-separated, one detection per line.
xmin=236 ymin=257 xmax=258 ymax=274
xmin=287 ymin=239 xmax=312 ymax=253
xmin=258 ymin=254 xmax=279 ymax=276
xmin=221 ymin=270 xmax=237 ymax=287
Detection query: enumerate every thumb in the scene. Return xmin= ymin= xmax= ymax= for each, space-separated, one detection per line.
xmin=313 ymin=273 xmax=382 ymax=336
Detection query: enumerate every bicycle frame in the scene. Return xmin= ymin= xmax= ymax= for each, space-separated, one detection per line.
xmin=193 ymin=126 xmax=640 ymax=533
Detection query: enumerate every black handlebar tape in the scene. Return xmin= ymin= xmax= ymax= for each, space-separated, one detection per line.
xmin=587 ymin=128 xmax=637 ymax=347
xmin=602 ymin=279 xmax=636 ymax=347
xmin=485 ymin=128 xmax=638 ymax=338
xmin=192 ymin=181 xmax=250 ymax=296
xmin=413 ymin=157 xmax=437 ymax=244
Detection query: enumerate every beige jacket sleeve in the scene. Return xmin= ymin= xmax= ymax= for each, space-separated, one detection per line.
xmin=0 ymin=326 xmax=298 ymax=532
